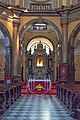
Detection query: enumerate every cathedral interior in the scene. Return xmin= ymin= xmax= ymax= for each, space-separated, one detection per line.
xmin=0 ymin=0 xmax=80 ymax=120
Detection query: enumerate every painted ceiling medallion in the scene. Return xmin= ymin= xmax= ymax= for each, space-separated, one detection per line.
xmin=31 ymin=0 xmax=50 ymax=3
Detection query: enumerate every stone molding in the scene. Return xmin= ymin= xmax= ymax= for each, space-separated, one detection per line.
xmin=0 ymin=3 xmax=80 ymax=24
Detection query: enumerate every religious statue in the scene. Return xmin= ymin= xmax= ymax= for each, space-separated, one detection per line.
xmin=37 ymin=55 xmax=43 ymax=67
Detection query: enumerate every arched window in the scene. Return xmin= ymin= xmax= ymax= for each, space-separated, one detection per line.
xmin=27 ymin=37 xmax=53 ymax=55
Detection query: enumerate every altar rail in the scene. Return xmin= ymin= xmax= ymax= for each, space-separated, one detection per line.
xmin=56 ymin=83 xmax=80 ymax=113
xmin=28 ymin=78 xmax=51 ymax=91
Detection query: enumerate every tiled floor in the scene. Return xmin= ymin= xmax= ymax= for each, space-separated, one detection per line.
xmin=1 ymin=95 xmax=74 ymax=120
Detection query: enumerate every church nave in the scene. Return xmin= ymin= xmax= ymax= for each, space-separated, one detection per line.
xmin=0 ymin=0 xmax=80 ymax=120
xmin=1 ymin=95 xmax=74 ymax=120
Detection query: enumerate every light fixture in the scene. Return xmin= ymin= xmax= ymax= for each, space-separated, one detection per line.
xmin=13 ymin=13 xmax=18 ymax=18
xmin=20 ymin=44 xmax=23 ymax=47
xmin=2 ymin=11 xmax=6 ymax=15
xmin=8 ymin=6 xmax=12 ymax=9
xmin=9 ymin=16 xmax=13 ymax=19
xmin=57 ymin=44 xmax=61 ymax=48
xmin=24 ymin=9 xmax=28 ymax=12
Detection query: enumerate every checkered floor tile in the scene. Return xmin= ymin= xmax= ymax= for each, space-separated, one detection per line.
xmin=1 ymin=95 xmax=74 ymax=120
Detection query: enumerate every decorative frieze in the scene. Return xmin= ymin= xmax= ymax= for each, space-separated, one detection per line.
xmin=61 ymin=12 xmax=68 ymax=25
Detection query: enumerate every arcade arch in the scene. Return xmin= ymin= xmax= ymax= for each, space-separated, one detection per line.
xmin=69 ymin=23 xmax=80 ymax=82
xmin=26 ymin=37 xmax=54 ymax=80
xmin=0 ymin=23 xmax=12 ymax=81
xmin=19 ymin=19 xmax=62 ymax=82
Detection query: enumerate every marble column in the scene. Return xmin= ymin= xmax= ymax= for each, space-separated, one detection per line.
xmin=62 ymin=24 xmax=68 ymax=63
xmin=22 ymin=0 xmax=25 ymax=7
xmin=69 ymin=46 xmax=74 ymax=66
xmin=70 ymin=0 xmax=73 ymax=5
xmin=24 ymin=0 xmax=31 ymax=9
xmin=9 ymin=0 xmax=12 ymax=4
xmin=18 ymin=40 xmax=23 ymax=77
xmin=59 ymin=11 xmax=68 ymax=81
xmin=62 ymin=0 xmax=66 ymax=6
xmin=12 ymin=19 xmax=20 ymax=77
xmin=15 ymin=0 xmax=19 ymax=5
xmin=68 ymin=46 xmax=75 ymax=82
xmin=58 ymin=0 xmax=62 ymax=7
xmin=51 ymin=0 xmax=56 ymax=9
xmin=5 ymin=45 xmax=12 ymax=77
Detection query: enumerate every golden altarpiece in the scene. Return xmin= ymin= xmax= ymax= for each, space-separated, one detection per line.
xmin=26 ymin=41 xmax=54 ymax=82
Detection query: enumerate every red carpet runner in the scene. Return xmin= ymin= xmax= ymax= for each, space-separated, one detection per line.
xmin=21 ymin=83 xmax=56 ymax=95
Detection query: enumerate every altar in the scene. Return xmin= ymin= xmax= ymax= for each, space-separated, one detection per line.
xmin=26 ymin=41 xmax=53 ymax=94
xmin=28 ymin=78 xmax=51 ymax=94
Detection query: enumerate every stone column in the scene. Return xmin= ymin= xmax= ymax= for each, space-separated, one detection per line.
xmin=68 ymin=46 xmax=75 ymax=82
xmin=9 ymin=0 xmax=12 ymax=4
xmin=54 ymin=50 xmax=57 ymax=80
xmin=22 ymin=0 xmax=25 ymax=7
xmin=62 ymin=24 xmax=68 ymax=63
xmin=12 ymin=18 xmax=20 ymax=77
xmin=15 ymin=0 xmax=19 ymax=5
xmin=59 ymin=11 xmax=68 ymax=81
xmin=61 ymin=11 xmax=68 ymax=63
xmin=23 ymin=48 xmax=26 ymax=81
xmin=69 ymin=46 xmax=74 ymax=66
xmin=62 ymin=0 xmax=66 ymax=6
xmin=24 ymin=0 xmax=31 ymax=9
xmin=51 ymin=0 xmax=56 ymax=9
xmin=70 ymin=0 xmax=73 ymax=5
xmin=18 ymin=40 xmax=23 ymax=77
xmin=5 ymin=45 xmax=12 ymax=77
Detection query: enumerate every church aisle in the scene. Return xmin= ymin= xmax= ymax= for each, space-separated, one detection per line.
xmin=1 ymin=95 xmax=74 ymax=120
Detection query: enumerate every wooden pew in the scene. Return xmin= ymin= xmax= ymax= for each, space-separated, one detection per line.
xmin=56 ymin=83 xmax=80 ymax=113
xmin=0 ymin=83 xmax=21 ymax=118
xmin=0 ymin=85 xmax=6 ymax=116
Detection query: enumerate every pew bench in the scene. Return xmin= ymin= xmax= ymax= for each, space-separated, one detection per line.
xmin=56 ymin=83 xmax=80 ymax=113
xmin=0 ymin=83 xmax=21 ymax=118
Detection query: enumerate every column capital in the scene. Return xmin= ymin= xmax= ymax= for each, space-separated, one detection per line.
xmin=60 ymin=11 xmax=69 ymax=25
xmin=13 ymin=17 xmax=20 ymax=27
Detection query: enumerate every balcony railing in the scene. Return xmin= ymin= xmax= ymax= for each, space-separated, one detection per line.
xmin=30 ymin=3 xmax=52 ymax=11
xmin=0 ymin=0 xmax=80 ymax=9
